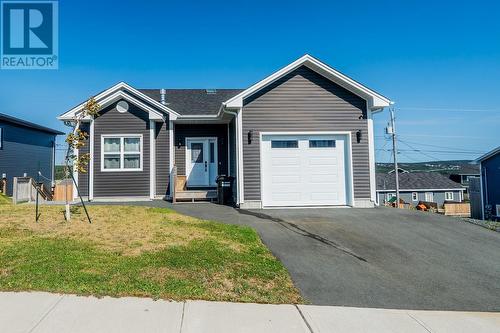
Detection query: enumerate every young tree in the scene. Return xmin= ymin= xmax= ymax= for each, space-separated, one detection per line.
xmin=64 ymin=98 xmax=100 ymax=221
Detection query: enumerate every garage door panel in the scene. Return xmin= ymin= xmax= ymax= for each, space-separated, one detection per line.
xmin=272 ymin=175 xmax=300 ymax=184
xmin=309 ymin=175 xmax=339 ymax=183
xmin=271 ymin=157 xmax=300 ymax=167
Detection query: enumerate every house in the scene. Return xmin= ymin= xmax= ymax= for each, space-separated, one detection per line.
xmin=376 ymin=172 xmax=465 ymax=207
xmin=58 ymin=54 xmax=392 ymax=208
xmin=448 ymin=163 xmax=479 ymax=196
xmin=0 ymin=113 xmax=63 ymax=196
xmin=475 ymin=147 xmax=500 ymax=219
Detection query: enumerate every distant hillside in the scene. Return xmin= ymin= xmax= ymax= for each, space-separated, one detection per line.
xmin=376 ymin=160 xmax=479 ymax=175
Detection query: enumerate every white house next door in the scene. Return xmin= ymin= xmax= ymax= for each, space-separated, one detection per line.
xmin=186 ymin=137 xmax=217 ymax=187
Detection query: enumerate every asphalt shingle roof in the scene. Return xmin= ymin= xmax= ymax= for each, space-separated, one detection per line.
xmin=0 ymin=113 xmax=64 ymax=135
xmin=139 ymin=89 xmax=243 ymax=116
xmin=377 ymin=172 xmax=464 ymax=191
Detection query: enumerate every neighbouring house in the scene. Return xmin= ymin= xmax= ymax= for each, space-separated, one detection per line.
xmin=58 ymin=54 xmax=392 ymax=208
xmin=376 ymin=172 xmax=465 ymax=207
xmin=448 ymin=163 xmax=480 ymax=197
xmin=0 ymin=113 xmax=63 ymax=196
xmin=474 ymin=147 xmax=500 ymax=219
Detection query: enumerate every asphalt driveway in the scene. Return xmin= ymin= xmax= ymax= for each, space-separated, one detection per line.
xmin=99 ymin=201 xmax=500 ymax=311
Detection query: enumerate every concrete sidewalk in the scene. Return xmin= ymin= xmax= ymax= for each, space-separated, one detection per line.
xmin=1 ymin=292 xmax=499 ymax=333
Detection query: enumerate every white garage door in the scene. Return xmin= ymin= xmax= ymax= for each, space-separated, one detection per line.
xmin=261 ymin=134 xmax=349 ymax=207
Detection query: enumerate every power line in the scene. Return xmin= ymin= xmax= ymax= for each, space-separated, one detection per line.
xmin=396 ymin=139 xmax=486 ymax=154
xmin=397 ymin=107 xmax=498 ymax=113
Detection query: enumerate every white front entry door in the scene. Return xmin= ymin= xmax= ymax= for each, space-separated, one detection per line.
xmin=186 ymin=138 xmax=217 ymax=187
xmin=261 ymin=134 xmax=349 ymax=207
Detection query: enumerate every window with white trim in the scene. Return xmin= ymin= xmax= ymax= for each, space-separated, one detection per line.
xmin=445 ymin=192 xmax=454 ymax=201
xmin=411 ymin=192 xmax=418 ymax=201
xmin=425 ymin=192 xmax=434 ymax=202
xmin=102 ymin=135 xmax=142 ymax=171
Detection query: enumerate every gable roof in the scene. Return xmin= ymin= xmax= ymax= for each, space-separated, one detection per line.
xmin=223 ymin=54 xmax=393 ymax=111
xmin=58 ymin=82 xmax=180 ymax=121
xmin=140 ymin=89 xmax=243 ymax=116
xmin=0 ymin=113 xmax=63 ymax=135
xmin=377 ymin=172 xmax=464 ymax=191
xmin=476 ymin=146 xmax=500 ymax=163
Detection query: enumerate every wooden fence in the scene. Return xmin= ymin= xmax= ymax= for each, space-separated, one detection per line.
xmin=444 ymin=203 xmax=471 ymax=217
xmin=53 ymin=180 xmax=73 ymax=202
xmin=12 ymin=177 xmax=35 ymax=204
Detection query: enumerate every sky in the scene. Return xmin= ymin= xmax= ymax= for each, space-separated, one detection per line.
xmin=1 ymin=0 xmax=499 ymax=164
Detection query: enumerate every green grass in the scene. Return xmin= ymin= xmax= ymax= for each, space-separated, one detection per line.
xmin=0 ymin=194 xmax=10 ymax=205
xmin=0 ymin=203 xmax=302 ymax=303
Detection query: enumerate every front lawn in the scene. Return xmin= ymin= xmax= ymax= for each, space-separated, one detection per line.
xmin=0 ymin=201 xmax=302 ymax=304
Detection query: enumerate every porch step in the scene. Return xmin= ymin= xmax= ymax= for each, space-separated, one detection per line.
xmin=175 ymin=190 xmax=217 ymax=202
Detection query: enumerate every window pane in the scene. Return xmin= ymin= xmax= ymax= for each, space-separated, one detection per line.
xmin=104 ymin=138 xmax=120 ymax=152
xmin=124 ymin=155 xmax=140 ymax=169
xmin=124 ymin=137 xmax=140 ymax=152
xmin=104 ymin=155 xmax=120 ymax=169
xmin=191 ymin=143 xmax=203 ymax=163
xmin=210 ymin=142 xmax=215 ymax=163
xmin=271 ymin=140 xmax=298 ymax=148
xmin=309 ymin=140 xmax=336 ymax=148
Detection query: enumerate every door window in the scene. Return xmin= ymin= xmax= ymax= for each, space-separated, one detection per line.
xmin=191 ymin=143 xmax=204 ymax=163
xmin=271 ymin=140 xmax=298 ymax=148
xmin=209 ymin=142 xmax=215 ymax=163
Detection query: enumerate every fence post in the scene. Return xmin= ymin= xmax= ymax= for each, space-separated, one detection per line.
xmin=12 ymin=177 xmax=18 ymax=205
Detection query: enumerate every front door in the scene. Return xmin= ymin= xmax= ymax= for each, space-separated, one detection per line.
xmin=186 ymin=138 xmax=217 ymax=187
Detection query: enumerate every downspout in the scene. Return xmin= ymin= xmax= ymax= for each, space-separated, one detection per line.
xmin=223 ymin=106 xmax=240 ymax=206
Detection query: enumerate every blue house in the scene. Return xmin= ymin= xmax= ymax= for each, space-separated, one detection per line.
xmin=476 ymin=147 xmax=500 ymax=219
xmin=0 ymin=113 xmax=63 ymax=196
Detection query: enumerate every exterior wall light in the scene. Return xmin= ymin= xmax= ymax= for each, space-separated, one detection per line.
xmin=248 ymin=130 xmax=253 ymax=144
xmin=356 ymin=130 xmax=362 ymax=143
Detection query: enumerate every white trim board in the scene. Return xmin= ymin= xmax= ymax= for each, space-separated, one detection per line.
xmin=58 ymin=82 xmax=179 ymax=121
xmin=223 ymin=54 xmax=393 ymax=111
xmin=149 ymin=120 xmax=156 ymax=199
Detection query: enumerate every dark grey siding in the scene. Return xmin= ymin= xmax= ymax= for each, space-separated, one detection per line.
xmin=0 ymin=122 xmax=56 ymax=196
xmin=93 ymin=102 xmax=150 ymax=197
xmin=242 ymin=65 xmax=369 ymax=201
xmin=228 ymin=118 xmax=236 ymax=178
xmin=155 ymin=119 xmax=170 ymax=197
xmin=481 ymin=153 xmax=500 ymax=214
xmin=378 ymin=190 xmax=462 ymax=207
xmin=77 ymin=122 xmax=90 ymax=196
xmin=174 ymin=124 xmax=228 ymax=177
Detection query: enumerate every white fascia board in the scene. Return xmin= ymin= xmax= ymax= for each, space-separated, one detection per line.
xmin=223 ymin=54 xmax=393 ymax=110
xmin=58 ymin=82 xmax=179 ymax=120
xmin=475 ymin=146 xmax=500 ymax=163
xmin=376 ymin=188 xmax=465 ymax=192
xmin=62 ymin=91 xmax=169 ymax=122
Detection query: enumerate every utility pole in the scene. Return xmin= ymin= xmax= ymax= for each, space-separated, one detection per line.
xmin=389 ymin=108 xmax=400 ymax=207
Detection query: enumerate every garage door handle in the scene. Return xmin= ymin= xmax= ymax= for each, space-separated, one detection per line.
xmin=204 ymin=161 xmax=207 ymax=172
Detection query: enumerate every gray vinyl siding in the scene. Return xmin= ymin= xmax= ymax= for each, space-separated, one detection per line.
xmin=378 ymin=190 xmax=462 ymax=207
xmin=174 ymin=124 xmax=228 ymax=177
xmin=0 ymin=122 xmax=56 ymax=196
xmin=481 ymin=153 xmax=500 ymax=213
xmin=155 ymin=119 xmax=170 ymax=197
xmin=93 ymin=102 xmax=150 ymax=197
xmin=77 ymin=122 xmax=90 ymax=196
xmin=241 ymin=65 xmax=369 ymax=201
